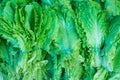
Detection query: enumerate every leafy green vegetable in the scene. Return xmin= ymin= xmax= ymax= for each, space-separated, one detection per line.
xmin=0 ymin=0 xmax=120 ymax=80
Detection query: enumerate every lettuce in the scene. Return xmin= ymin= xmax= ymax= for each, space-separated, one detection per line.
xmin=0 ymin=0 xmax=120 ymax=80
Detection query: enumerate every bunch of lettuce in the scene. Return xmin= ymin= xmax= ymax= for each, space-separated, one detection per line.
xmin=0 ymin=0 xmax=120 ymax=80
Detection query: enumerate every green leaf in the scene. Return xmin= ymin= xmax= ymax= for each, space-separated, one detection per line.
xmin=102 ymin=16 xmax=120 ymax=71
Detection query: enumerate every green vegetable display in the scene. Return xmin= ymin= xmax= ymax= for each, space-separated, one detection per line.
xmin=0 ymin=0 xmax=120 ymax=80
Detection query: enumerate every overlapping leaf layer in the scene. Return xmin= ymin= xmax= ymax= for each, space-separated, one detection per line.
xmin=0 ymin=0 xmax=120 ymax=80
